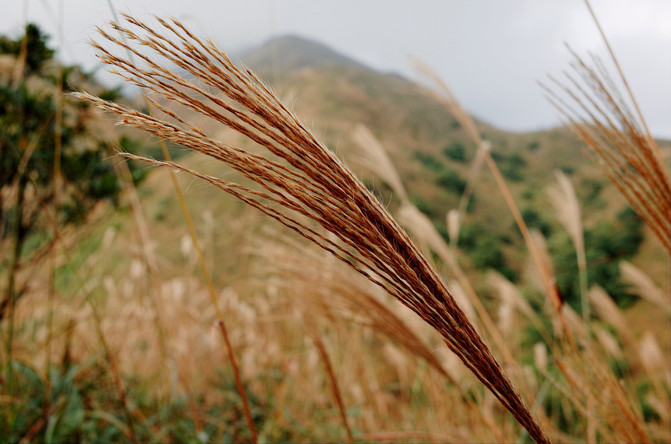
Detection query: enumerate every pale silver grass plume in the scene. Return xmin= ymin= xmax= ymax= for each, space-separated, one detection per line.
xmin=411 ymin=56 xmax=492 ymax=216
xmin=497 ymin=299 xmax=516 ymax=341
xmin=619 ymin=261 xmax=670 ymax=314
xmin=527 ymin=230 xmax=555 ymax=295
xmin=458 ymin=140 xmax=491 ymax=216
xmin=255 ymin=232 xmax=450 ymax=380
xmin=644 ymin=394 xmax=671 ymax=427
xmin=533 ymin=343 xmax=548 ymax=374
xmin=526 ymin=230 xmax=573 ymax=342
xmin=548 ymin=170 xmax=589 ymax=323
xmin=398 ymin=203 xmax=451 ymax=261
xmin=638 ymin=331 xmax=670 ymax=393
xmin=561 ymin=305 xmax=590 ymax=343
xmin=487 ymin=271 xmax=539 ymax=324
xmin=588 ymin=286 xmax=633 ymax=346
xmin=351 ymin=123 xmax=408 ymax=203
xmin=593 ymin=325 xmax=623 ymax=359
xmin=446 ymin=209 xmax=461 ymax=248
xmin=487 ymin=270 xmax=553 ymax=348
xmin=79 ymin=16 xmax=550 ymax=442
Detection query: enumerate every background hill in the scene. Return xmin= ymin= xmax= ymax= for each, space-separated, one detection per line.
xmin=233 ymin=35 xmax=670 ymax=289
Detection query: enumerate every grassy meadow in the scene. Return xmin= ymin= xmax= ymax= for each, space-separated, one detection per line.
xmin=1 ymin=13 xmax=670 ymax=444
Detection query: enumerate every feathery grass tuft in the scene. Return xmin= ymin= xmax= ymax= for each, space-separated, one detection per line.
xmin=76 ymin=15 xmax=550 ymax=443
xmin=543 ymin=47 xmax=671 ymax=253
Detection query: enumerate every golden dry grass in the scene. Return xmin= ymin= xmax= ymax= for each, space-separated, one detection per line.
xmin=75 ymin=14 xmax=550 ymax=443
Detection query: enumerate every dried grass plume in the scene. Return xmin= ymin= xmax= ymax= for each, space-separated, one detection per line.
xmin=76 ymin=15 xmax=550 ymax=443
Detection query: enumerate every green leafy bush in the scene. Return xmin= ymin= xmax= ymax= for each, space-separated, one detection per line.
xmin=442 ymin=142 xmax=467 ymax=162
xmin=459 ymin=223 xmax=517 ymax=280
xmin=554 ymin=207 xmax=643 ymax=309
xmin=436 ymin=168 xmax=466 ymax=194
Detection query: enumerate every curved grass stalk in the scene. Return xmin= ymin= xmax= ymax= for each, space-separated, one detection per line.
xmin=77 ymin=15 xmax=550 ymax=443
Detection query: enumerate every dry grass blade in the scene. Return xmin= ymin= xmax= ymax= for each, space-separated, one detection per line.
xmin=446 ymin=209 xmax=461 ymax=248
xmin=255 ymin=232 xmax=507 ymax=442
xmin=555 ymin=353 xmax=651 ymax=443
xmin=397 ymin=203 xmax=516 ymax=366
xmin=77 ymin=15 xmax=550 ymax=443
xmin=592 ymin=325 xmax=623 ymax=359
xmin=254 ymin=231 xmax=450 ymax=380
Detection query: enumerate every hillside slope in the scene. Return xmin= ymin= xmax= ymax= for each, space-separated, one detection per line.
xmin=233 ymin=35 xmax=670 ymax=289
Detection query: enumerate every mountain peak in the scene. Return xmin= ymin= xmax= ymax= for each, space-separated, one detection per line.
xmin=241 ymin=34 xmax=368 ymax=72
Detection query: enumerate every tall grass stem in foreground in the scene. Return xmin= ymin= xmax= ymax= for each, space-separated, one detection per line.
xmin=77 ymin=15 xmax=550 ymax=443
xmin=104 ymin=4 xmax=258 ymax=440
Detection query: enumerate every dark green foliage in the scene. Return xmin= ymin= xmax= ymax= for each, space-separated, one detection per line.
xmin=527 ymin=140 xmax=540 ymax=151
xmin=0 ymin=358 xmax=289 ymax=443
xmin=442 ymin=142 xmax=467 ymax=162
xmin=0 ymin=23 xmax=54 ymax=75
xmin=582 ymin=178 xmax=606 ymax=208
xmin=412 ymin=150 xmax=467 ymax=195
xmin=436 ymin=168 xmax=466 ymax=194
xmin=491 ymin=151 xmax=527 ymax=182
xmin=413 ymin=151 xmax=444 ymax=173
xmin=0 ymin=24 xmax=126 ymax=237
xmin=0 ymin=25 xmax=148 ymax=321
xmin=609 ymin=357 xmax=632 ymax=379
xmin=410 ymin=194 xmax=441 ymax=220
xmin=521 ymin=207 xmax=553 ymax=237
xmin=459 ymin=223 xmax=517 ymax=281
xmin=560 ymin=165 xmax=575 ymax=175
xmin=0 ymin=361 xmax=125 ymax=443
xmin=553 ymin=207 xmax=644 ymax=309
xmin=97 ymin=86 xmax=123 ymax=102
xmin=636 ymin=381 xmax=662 ymax=422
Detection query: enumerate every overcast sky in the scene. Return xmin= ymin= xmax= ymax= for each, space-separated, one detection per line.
xmin=3 ymin=1 xmax=670 ymax=138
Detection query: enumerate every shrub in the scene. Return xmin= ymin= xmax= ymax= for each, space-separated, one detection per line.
xmin=442 ymin=142 xmax=467 ymax=162
xmin=436 ymin=168 xmax=466 ymax=194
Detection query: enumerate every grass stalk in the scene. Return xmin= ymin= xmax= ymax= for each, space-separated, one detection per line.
xmin=105 ymin=4 xmax=259 ymax=439
xmin=548 ymin=171 xmax=589 ymax=325
xmin=259 ymin=232 xmax=507 ymax=441
xmin=304 ymin=317 xmax=354 ymax=443
xmin=77 ymin=15 xmax=550 ymax=443
xmin=105 ymin=146 xmax=171 ymax=377
xmin=29 ymin=177 xmax=140 ymax=443
xmin=45 ymin=6 xmax=65 ymax=403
